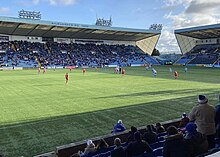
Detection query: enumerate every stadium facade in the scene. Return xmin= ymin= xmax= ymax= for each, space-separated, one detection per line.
xmin=175 ymin=24 xmax=220 ymax=54
xmin=0 ymin=16 xmax=161 ymax=55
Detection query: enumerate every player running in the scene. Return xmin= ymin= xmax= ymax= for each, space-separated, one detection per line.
xmin=122 ymin=69 xmax=125 ymax=77
xmin=169 ymin=67 xmax=172 ymax=74
xmin=69 ymin=67 xmax=72 ymax=72
xmin=184 ymin=67 xmax=188 ymax=73
xmin=65 ymin=73 xmax=69 ymax=85
xmin=43 ymin=67 xmax=46 ymax=74
xmin=38 ymin=67 xmax=41 ymax=74
xmin=174 ymin=71 xmax=178 ymax=79
xmin=82 ymin=68 xmax=86 ymax=75
xmin=152 ymin=68 xmax=157 ymax=77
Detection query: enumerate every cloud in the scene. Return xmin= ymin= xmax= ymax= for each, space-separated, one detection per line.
xmin=156 ymin=28 xmax=180 ymax=53
xmin=32 ymin=0 xmax=40 ymax=5
xmin=185 ymin=0 xmax=220 ymax=15
xmin=49 ymin=0 xmax=77 ymax=5
xmin=158 ymin=0 xmax=220 ymax=53
xmin=0 ymin=7 xmax=10 ymax=14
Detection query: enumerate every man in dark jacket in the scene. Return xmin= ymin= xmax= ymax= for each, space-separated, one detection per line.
xmin=126 ymin=131 xmax=152 ymax=157
xmin=216 ymin=95 xmax=220 ymax=145
xmin=143 ymin=125 xmax=158 ymax=144
xmin=111 ymin=138 xmax=125 ymax=157
xmin=126 ymin=126 xmax=137 ymax=144
xmin=184 ymin=122 xmax=208 ymax=157
xmin=163 ymin=126 xmax=189 ymax=157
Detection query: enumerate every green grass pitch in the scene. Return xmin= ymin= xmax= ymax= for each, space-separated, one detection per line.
xmin=0 ymin=66 xmax=220 ymax=157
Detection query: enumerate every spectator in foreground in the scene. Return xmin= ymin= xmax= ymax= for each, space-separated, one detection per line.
xmin=179 ymin=112 xmax=190 ymax=128
xmin=189 ymin=95 xmax=216 ymax=149
xmin=126 ymin=126 xmax=137 ymax=144
xmin=143 ymin=125 xmax=158 ymax=144
xmin=215 ymin=95 xmax=220 ymax=144
xmin=163 ymin=126 xmax=189 ymax=157
xmin=155 ymin=122 xmax=165 ymax=134
xmin=111 ymin=120 xmax=126 ymax=134
xmin=184 ymin=122 xmax=208 ymax=157
xmin=111 ymin=137 xmax=125 ymax=157
xmin=71 ymin=153 xmax=80 ymax=157
xmin=126 ymin=131 xmax=152 ymax=157
xmin=80 ymin=140 xmax=96 ymax=156
xmin=96 ymin=138 xmax=109 ymax=151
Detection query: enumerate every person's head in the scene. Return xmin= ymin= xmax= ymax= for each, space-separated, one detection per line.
xmin=114 ymin=137 xmax=121 ymax=147
xmin=66 ymin=73 xmax=68 ymax=75
xmin=167 ymin=126 xmax=178 ymax=136
xmin=198 ymin=95 xmax=208 ymax=104
xmin=156 ymin=122 xmax=162 ymax=128
xmin=131 ymin=126 xmax=137 ymax=133
xmin=186 ymin=122 xmax=197 ymax=134
xmin=146 ymin=125 xmax=153 ymax=132
xmin=134 ymin=131 xmax=142 ymax=142
xmin=87 ymin=140 xmax=93 ymax=146
xmin=118 ymin=120 xmax=122 ymax=124
xmin=182 ymin=112 xmax=187 ymax=118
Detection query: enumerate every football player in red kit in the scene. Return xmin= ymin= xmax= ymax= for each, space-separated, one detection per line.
xmin=65 ymin=73 xmax=69 ymax=85
xmin=82 ymin=68 xmax=86 ymax=75
xmin=122 ymin=69 xmax=125 ymax=77
xmin=174 ymin=71 xmax=178 ymax=79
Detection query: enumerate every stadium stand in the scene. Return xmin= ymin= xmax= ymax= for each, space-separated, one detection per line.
xmin=174 ymin=24 xmax=220 ymax=66
xmin=0 ymin=41 xmax=159 ymax=68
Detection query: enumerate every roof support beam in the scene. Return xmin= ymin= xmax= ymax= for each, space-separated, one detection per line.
xmin=11 ymin=23 xmax=21 ymax=34
xmin=41 ymin=26 xmax=55 ymax=37
xmin=26 ymin=24 xmax=39 ymax=36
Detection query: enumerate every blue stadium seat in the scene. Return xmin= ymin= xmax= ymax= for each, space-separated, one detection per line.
xmin=98 ymin=151 xmax=111 ymax=157
xmin=153 ymin=147 xmax=163 ymax=157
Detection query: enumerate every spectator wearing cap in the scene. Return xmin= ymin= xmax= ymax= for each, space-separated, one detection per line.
xmin=179 ymin=112 xmax=190 ymax=128
xmin=81 ymin=140 xmax=96 ymax=155
xmin=111 ymin=138 xmax=125 ymax=157
xmin=125 ymin=131 xmax=152 ymax=157
xmin=163 ymin=126 xmax=189 ymax=157
xmin=215 ymin=95 xmax=220 ymax=145
xmin=143 ymin=125 xmax=158 ymax=144
xmin=111 ymin=120 xmax=126 ymax=134
xmin=184 ymin=122 xmax=208 ymax=157
xmin=189 ymin=95 xmax=216 ymax=149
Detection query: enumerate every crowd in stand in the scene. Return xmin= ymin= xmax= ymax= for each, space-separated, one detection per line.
xmin=70 ymin=94 xmax=220 ymax=157
xmin=175 ymin=44 xmax=220 ymax=65
xmin=0 ymin=41 xmax=157 ymax=67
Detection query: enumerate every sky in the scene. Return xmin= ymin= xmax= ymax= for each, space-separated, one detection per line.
xmin=1 ymin=0 xmax=220 ymax=53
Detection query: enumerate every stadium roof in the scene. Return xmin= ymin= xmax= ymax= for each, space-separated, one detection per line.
xmin=175 ymin=23 xmax=220 ymax=39
xmin=0 ymin=16 xmax=160 ymax=41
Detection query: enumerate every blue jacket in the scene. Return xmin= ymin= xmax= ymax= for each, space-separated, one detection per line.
xmin=112 ymin=123 xmax=126 ymax=134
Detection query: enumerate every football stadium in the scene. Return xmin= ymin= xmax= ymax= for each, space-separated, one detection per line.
xmin=0 ymin=8 xmax=220 ymax=157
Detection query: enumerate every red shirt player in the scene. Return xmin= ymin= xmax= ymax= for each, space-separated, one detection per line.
xmin=65 ymin=73 xmax=69 ymax=85
xmin=174 ymin=71 xmax=178 ymax=79
xmin=82 ymin=68 xmax=86 ymax=75
xmin=38 ymin=67 xmax=41 ymax=74
xmin=69 ymin=67 xmax=72 ymax=72
xmin=122 ymin=69 xmax=125 ymax=77
xmin=43 ymin=67 xmax=46 ymax=74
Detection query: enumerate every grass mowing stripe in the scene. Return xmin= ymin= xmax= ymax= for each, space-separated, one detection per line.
xmin=0 ymin=66 xmax=220 ymax=156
